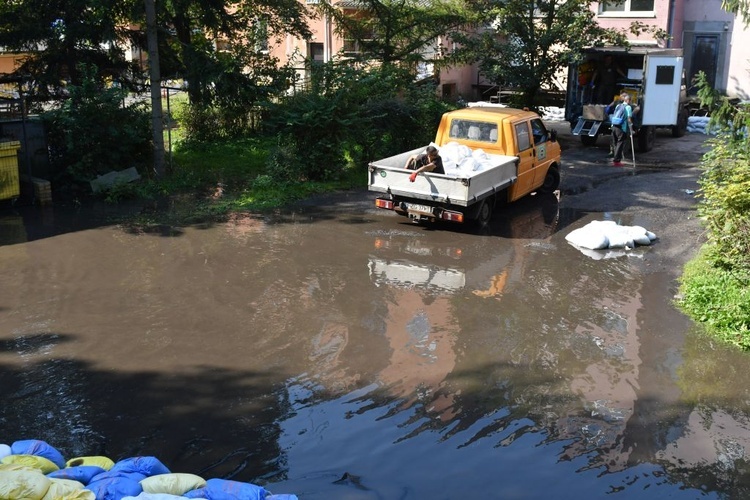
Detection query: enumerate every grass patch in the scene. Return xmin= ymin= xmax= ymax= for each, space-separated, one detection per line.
xmin=677 ymin=245 xmax=750 ymax=349
xmin=114 ymin=134 xmax=366 ymax=227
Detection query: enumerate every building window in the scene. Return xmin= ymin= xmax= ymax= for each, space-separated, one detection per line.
xmin=600 ymin=0 xmax=654 ymax=13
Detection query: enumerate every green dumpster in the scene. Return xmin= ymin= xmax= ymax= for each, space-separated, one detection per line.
xmin=0 ymin=140 xmax=21 ymax=201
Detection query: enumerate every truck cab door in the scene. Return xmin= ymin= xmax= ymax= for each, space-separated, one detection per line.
xmin=509 ymin=120 xmax=535 ymax=202
xmin=642 ymin=55 xmax=684 ymax=126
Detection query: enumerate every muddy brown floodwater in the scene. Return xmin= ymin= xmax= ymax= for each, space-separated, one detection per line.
xmin=3 ymin=127 xmax=750 ymax=499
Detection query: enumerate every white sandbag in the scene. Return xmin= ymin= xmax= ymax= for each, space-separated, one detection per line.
xmin=459 ymin=157 xmax=482 ymax=171
xmin=0 ymin=469 xmax=51 ymax=500
xmin=627 ymin=226 xmax=652 ymax=246
xmin=565 ymin=226 xmax=609 ymax=250
xmin=646 ymin=231 xmax=656 ymax=241
xmin=140 ymin=473 xmax=206 ymax=496
xmin=0 ymin=446 xmax=10 ymax=461
xmin=472 ymin=148 xmax=489 ymax=161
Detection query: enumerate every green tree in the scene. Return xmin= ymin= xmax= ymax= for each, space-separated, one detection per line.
xmin=446 ymin=0 xmax=624 ymax=108
xmin=150 ymin=0 xmax=312 ymax=107
xmin=315 ymin=0 xmax=469 ymax=65
xmin=0 ymin=0 xmax=138 ymax=102
xmin=722 ymin=0 xmax=750 ymax=23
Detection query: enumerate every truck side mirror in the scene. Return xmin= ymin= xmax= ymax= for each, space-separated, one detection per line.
xmin=550 ymin=129 xmax=558 ymax=142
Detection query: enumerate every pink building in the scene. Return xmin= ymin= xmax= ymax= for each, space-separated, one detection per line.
xmin=593 ymin=0 xmax=748 ymax=98
xmin=268 ymin=0 xmax=747 ymax=100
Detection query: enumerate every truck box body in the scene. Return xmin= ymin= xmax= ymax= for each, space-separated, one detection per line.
xmin=566 ymin=46 xmax=689 ymax=151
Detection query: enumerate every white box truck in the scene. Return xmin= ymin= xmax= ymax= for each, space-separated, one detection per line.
xmin=565 ymin=47 xmax=690 ymax=152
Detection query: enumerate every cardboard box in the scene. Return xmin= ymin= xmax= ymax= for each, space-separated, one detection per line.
xmin=582 ymin=104 xmax=607 ymax=121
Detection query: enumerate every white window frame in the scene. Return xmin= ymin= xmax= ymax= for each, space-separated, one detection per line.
xmin=598 ymin=0 xmax=656 ymax=18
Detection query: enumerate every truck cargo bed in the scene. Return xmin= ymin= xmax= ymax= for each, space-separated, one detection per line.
xmin=367 ymin=147 xmax=518 ymax=207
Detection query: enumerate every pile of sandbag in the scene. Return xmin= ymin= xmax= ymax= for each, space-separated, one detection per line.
xmin=686 ymin=115 xmax=715 ymax=135
xmin=566 ymin=220 xmax=656 ymax=251
xmin=432 ymin=142 xmax=495 ymax=174
xmin=0 ymin=439 xmax=297 ymax=500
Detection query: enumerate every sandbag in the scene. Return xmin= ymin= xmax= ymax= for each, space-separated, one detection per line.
xmin=0 ymin=446 xmax=10 ymax=461
xmin=0 ymin=469 xmax=52 ymax=500
xmin=90 ymin=470 xmax=147 ymax=484
xmin=85 ymin=476 xmax=143 ymax=500
xmin=140 ymin=473 xmax=206 ymax=496
xmin=565 ymin=226 xmax=609 ymax=250
xmin=183 ymin=478 xmax=268 ymax=500
xmin=110 ymin=457 xmax=170 ymax=477
xmin=1 ymin=454 xmax=59 ymax=474
xmin=66 ymin=457 xmax=115 ymax=471
xmin=11 ymin=440 xmax=66 ymax=469
xmin=42 ymin=478 xmax=91 ymax=500
xmin=123 ymin=494 xmax=189 ymax=500
xmin=48 ymin=466 xmax=106 ymax=485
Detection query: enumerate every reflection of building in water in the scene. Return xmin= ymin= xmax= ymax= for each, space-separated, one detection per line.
xmin=377 ymin=287 xmax=458 ymax=422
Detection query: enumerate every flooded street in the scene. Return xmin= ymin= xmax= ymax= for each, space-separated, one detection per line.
xmin=3 ymin=168 xmax=750 ymax=498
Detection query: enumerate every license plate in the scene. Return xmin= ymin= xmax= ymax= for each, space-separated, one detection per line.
xmin=407 ymin=203 xmax=433 ymax=214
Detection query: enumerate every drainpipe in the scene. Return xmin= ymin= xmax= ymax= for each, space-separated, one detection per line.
xmin=324 ymin=14 xmax=331 ymax=62
xmin=667 ymin=0 xmax=675 ymax=48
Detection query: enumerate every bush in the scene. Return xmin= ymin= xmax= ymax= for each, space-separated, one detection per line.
xmin=678 ymin=247 xmax=750 ymax=349
xmin=42 ymin=64 xmax=152 ymax=188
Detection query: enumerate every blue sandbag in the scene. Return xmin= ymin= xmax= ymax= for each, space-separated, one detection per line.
xmin=11 ymin=440 xmax=66 ymax=468
xmin=47 ymin=465 xmax=106 ymax=485
xmin=268 ymin=496 xmax=298 ymax=500
xmin=183 ymin=478 xmax=268 ymax=500
xmin=90 ymin=470 xmax=148 ymax=483
xmin=86 ymin=476 xmax=143 ymax=500
xmin=110 ymin=457 xmax=170 ymax=477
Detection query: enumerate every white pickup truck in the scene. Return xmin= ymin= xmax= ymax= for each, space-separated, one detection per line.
xmin=368 ymin=106 xmax=561 ymax=224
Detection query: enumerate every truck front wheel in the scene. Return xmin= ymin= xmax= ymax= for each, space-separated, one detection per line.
xmin=540 ymin=166 xmax=560 ymax=193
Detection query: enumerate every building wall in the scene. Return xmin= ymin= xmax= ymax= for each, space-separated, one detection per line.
xmin=682 ymin=0 xmax=746 ymax=96
xmin=592 ymin=0 xmax=676 ymax=46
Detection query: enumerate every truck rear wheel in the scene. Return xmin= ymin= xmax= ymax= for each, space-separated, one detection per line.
xmin=672 ymin=108 xmax=689 ymax=137
xmin=475 ymin=198 xmax=494 ymax=225
xmin=636 ymin=126 xmax=655 ymax=152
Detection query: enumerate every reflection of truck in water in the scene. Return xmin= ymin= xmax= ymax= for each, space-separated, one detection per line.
xmin=565 ymin=47 xmax=690 ymax=152
xmin=368 ymin=192 xmax=560 ymax=296
xmin=368 ymin=107 xmax=561 ymax=225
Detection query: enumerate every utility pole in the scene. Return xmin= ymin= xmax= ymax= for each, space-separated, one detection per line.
xmin=145 ymin=0 xmax=165 ymax=177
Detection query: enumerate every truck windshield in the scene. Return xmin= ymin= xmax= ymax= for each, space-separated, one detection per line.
xmin=449 ymin=120 xmax=498 ymax=143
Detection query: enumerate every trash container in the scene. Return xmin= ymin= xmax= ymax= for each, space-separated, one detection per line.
xmin=0 ymin=140 xmax=21 ymax=201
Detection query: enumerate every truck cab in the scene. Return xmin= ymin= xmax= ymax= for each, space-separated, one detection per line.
xmin=435 ymin=106 xmax=562 ymax=202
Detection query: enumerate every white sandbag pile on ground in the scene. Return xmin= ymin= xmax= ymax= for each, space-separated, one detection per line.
xmin=566 ymin=220 xmax=656 ymax=255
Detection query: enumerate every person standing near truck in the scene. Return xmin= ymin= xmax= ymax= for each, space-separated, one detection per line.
xmin=592 ymin=55 xmax=626 ymax=104
xmin=404 ymin=145 xmax=444 ymax=182
xmin=610 ymin=92 xmax=633 ymax=167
